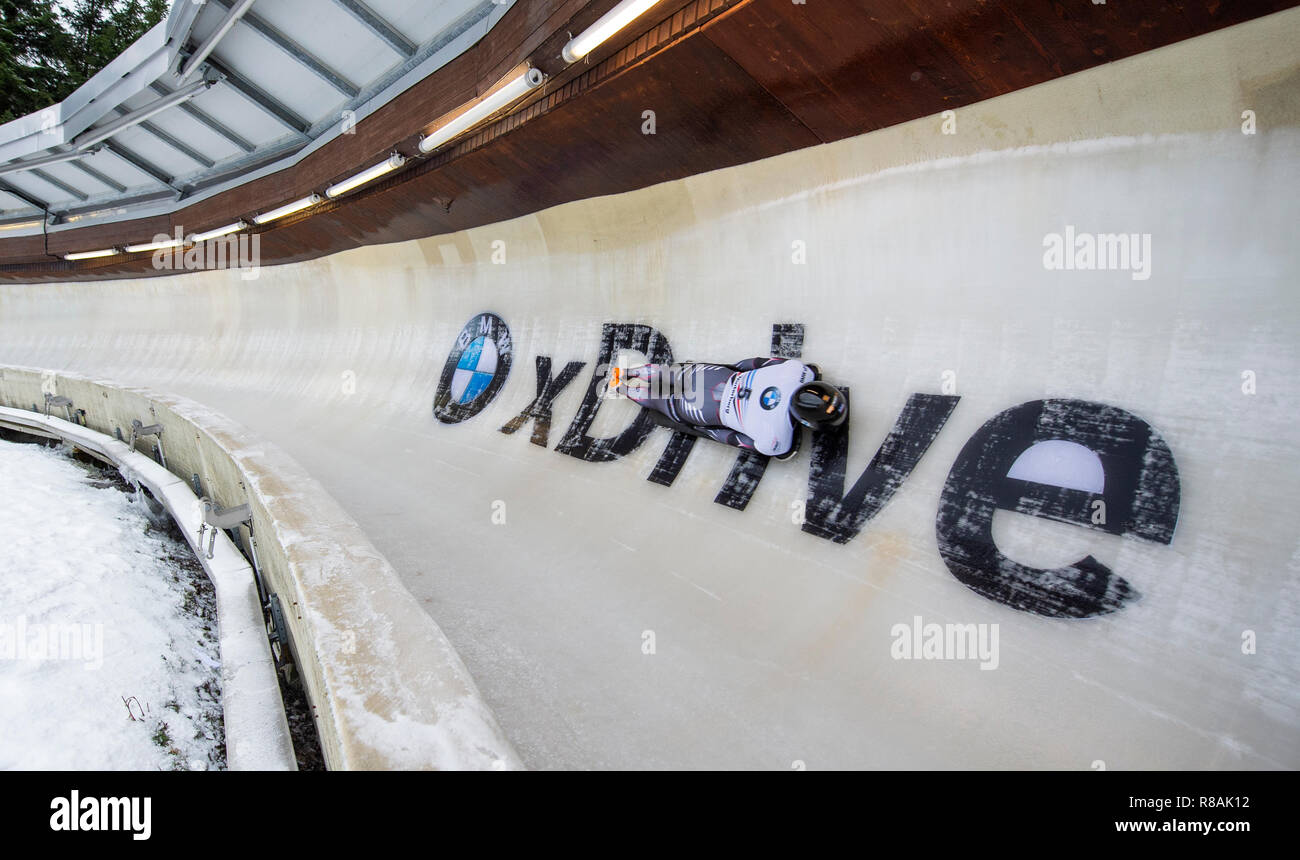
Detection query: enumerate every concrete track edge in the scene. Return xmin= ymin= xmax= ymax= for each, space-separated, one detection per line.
xmin=0 ymin=366 xmax=522 ymax=771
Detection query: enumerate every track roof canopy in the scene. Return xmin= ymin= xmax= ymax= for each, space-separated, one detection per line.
xmin=0 ymin=0 xmax=511 ymax=230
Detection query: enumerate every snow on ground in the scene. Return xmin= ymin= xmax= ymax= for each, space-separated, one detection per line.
xmin=0 ymin=436 xmax=224 ymax=770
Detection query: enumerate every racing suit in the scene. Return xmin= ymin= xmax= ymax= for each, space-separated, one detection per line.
xmin=618 ymin=357 xmax=815 ymax=457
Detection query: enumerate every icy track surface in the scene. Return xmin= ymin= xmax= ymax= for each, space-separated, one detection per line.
xmin=1 ymin=13 xmax=1297 ymax=769
xmin=0 ymin=439 xmax=224 ymax=770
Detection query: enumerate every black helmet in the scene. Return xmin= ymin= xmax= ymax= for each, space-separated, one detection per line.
xmin=791 ymin=381 xmax=847 ymax=428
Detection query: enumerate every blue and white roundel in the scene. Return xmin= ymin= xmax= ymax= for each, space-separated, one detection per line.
xmin=760 ymin=386 xmax=782 ymax=410
xmin=450 ymin=336 xmax=499 ymax=404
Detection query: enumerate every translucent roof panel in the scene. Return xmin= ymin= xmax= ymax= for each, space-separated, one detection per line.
xmin=75 ymin=148 xmax=163 ymax=194
xmin=34 ymin=160 xmax=121 ymax=198
xmin=109 ymin=126 xmax=202 ymax=183
xmin=0 ymin=191 xmax=43 ymax=218
xmin=94 ymin=147 xmax=176 ymax=192
xmin=115 ymin=92 xmax=244 ymax=166
xmin=1 ymin=172 xmax=70 ymax=208
xmin=0 ymin=0 xmax=520 ymax=231
xmin=366 ymin=0 xmax=491 ymax=49
xmin=251 ymin=0 xmax=405 ymax=87
xmin=183 ymin=85 xmax=295 ymax=149
xmin=203 ymin=21 xmax=351 ymax=127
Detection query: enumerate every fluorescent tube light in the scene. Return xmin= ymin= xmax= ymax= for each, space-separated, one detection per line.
xmin=64 ymin=248 xmax=117 ymax=260
xmin=125 ymin=235 xmax=188 ymax=253
xmin=325 ymin=153 xmax=406 ymax=198
xmin=562 ymin=0 xmax=664 ymax=63
xmin=189 ymin=221 xmax=248 ymax=242
xmin=252 ymin=194 xmax=322 ymax=225
xmin=418 ymin=68 xmax=545 ymax=155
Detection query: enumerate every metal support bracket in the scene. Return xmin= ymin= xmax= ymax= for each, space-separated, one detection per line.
xmin=44 ymin=394 xmax=74 ymax=421
xmin=267 ymin=592 xmax=291 ymax=669
xmin=128 ymin=418 xmax=167 ymax=468
xmin=196 ymin=498 xmax=253 ymax=560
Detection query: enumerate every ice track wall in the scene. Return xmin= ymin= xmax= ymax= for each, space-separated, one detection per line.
xmin=0 ymin=368 xmax=520 ymax=771
xmin=1 ymin=11 xmax=1298 ymax=768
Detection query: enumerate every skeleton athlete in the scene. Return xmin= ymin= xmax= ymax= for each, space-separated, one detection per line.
xmin=612 ymin=357 xmax=848 ymax=459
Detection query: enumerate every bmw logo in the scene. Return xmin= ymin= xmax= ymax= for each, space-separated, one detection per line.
xmin=434 ymin=312 xmax=513 ymax=424
xmin=451 ymin=335 xmax=499 ymax=404
xmin=760 ymin=386 xmax=781 ymax=410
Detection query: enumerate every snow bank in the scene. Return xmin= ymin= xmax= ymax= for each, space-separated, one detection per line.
xmin=0 ymin=439 xmax=223 ymax=770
